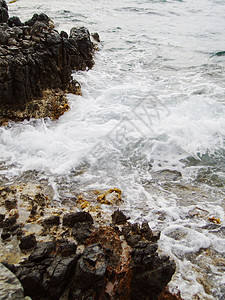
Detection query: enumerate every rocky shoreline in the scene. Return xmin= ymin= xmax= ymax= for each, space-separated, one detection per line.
xmin=0 ymin=183 xmax=180 ymax=300
xmin=0 ymin=0 xmax=97 ymax=125
xmin=0 ymin=1 xmax=181 ymax=299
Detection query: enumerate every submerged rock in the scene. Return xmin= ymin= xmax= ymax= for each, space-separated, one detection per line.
xmin=153 ymin=169 xmax=182 ymax=182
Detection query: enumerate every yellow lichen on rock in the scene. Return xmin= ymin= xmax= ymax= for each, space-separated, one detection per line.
xmin=76 ymin=195 xmax=89 ymax=209
xmin=76 ymin=195 xmax=99 ymax=214
xmin=97 ymin=188 xmax=122 ymax=205
xmin=0 ymin=89 xmax=71 ymax=125
xmin=208 ymin=217 xmax=221 ymax=224
xmin=94 ymin=190 xmax=101 ymax=195
xmin=80 ymin=200 xmax=90 ymax=210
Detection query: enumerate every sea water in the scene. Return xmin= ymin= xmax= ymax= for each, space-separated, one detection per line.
xmin=1 ymin=0 xmax=225 ymax=298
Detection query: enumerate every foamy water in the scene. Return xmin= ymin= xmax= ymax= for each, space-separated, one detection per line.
xmin=1 ymin=0 xmax=225 ymax=298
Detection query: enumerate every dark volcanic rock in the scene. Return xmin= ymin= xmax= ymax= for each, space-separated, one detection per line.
xmin=34 ymin=193 xmax=47 ymax=206
xmin=1 ymin=215 xmax=17 ymax=230
xmin=122 ymin=221 xmax=158 ymax=247
xmin=15 ymin=251 xmax=79 ymax=299
xmin=42 ymin=255 xmax=79 ymax=299
xmin=4 ymin=198 xmax=17 ymax=210
xmin=9 ymin=223 xmax=22 ymax=234
xmin=130 ymin=241 xmax=176 ymax=300
xmin=72 ymin=221 xmax=93 ymax=244
xmin=0 ymin=0 xmax=8 ymax=24
xmin=42 ymin=215 xmax=60 ymax=226
xmin=19 ymin=234 xmax=37 ymax=251
xmin=8 ymin=16 xmax=24 ymax=27
xmin=69 ymin=27 xmax=94 ymax=70
xmin=0 ymin=213 xmax=5 ymax=226
xmin=8 ymin=211 xmax=175 ymax=300
xmin=15 ymin=263 xmax=48 ymax=298
xmin=69 ymin=243 xmax=107 ymax=299
xmin=57 ymin=241 xmax=77 ymax=257
xmin=63 ymin=211 xmax=93 ymax=227
xmin=0 ymin=12 xmax=95 ymax=114
xmin=126 ymin=234 xmax=142 ymax=247
xmin=15 ymin=227 xmax=23 ymax=237
xmin=1 ymin=231 xmax=10 ymax=240
xmin=92 ymin=32 xmax=100 ymax=43
xmin=112 ymin=209 xmax=129 ymax=225
xmin=141 ymin=221 xmax=153 ymax=240
xmin=29 ymin=241 xmax=56 ymax=262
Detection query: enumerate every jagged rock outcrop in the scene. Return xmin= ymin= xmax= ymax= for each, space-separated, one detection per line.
xmin=0 ymin=12 xmax=94 ymax=107
xmin=0 ymin=184 xmax=177 ymax=299
xmin=0 ymin=0 xmax=8 ymax=24
xmin=2 ymin=211 xmax=176 ymax=300
xmin=0 ymin=6 xmax=96 ymax=124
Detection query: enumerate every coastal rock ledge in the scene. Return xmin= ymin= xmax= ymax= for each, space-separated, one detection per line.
xmin=2 ymin=210 xmax=177 ymax=300
xmin=0 ymin=0 xmax=96 ymax=124
xmin=0 ymin=181 xmax=181 ymax=299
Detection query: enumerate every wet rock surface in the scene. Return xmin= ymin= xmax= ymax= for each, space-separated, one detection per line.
xmin=29 ymin=241 xmax=56 ymax=262
xmin=0 ymin=263 xmax=24 ymax=300
xmin=130 ymin=241 xmax=176 ymax=299
xmin=112 ymin=209 xmax=129 ymax=225
xmin=69 ymin=243 xmax=107 ymax=299
xmin=5 ymin=221 xmax=176 ymax=299
xmin=0 ymin=184 xmax=177 ymax=299
xmin=0 ymin=5 xmax=96 ymax=124
xmin=42 ymin=215 xmax=60 ymax=227
xmin=19 ymin=234 xmax=37 ymax=250
xmin=63 ymin=211 xmax=94 ymax=227
xmin=0 ymin=1 xmax=8 ymax=24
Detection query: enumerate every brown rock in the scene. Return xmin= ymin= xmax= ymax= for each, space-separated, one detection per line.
xmin=112 ymin=210 xmax=129 ymax=225
xmin=42 ymin=215 xmax=60 ymax=226
xmin=63 ymin=211 xmax=93 ymax=227
xmin=19 ymin=234 xmax=36 ymax=251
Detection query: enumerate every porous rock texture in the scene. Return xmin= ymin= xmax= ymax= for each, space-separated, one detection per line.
xmin=3 ymin=211 xmax=176 ymax=300
xmin=0 ymin=2 xmax=95 ymax=124
xmin=0 ymin=183 xmax=178 ymax=299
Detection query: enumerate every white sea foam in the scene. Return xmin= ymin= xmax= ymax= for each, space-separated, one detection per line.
xmin=1 ymin=0 xmax=225 ymax=298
